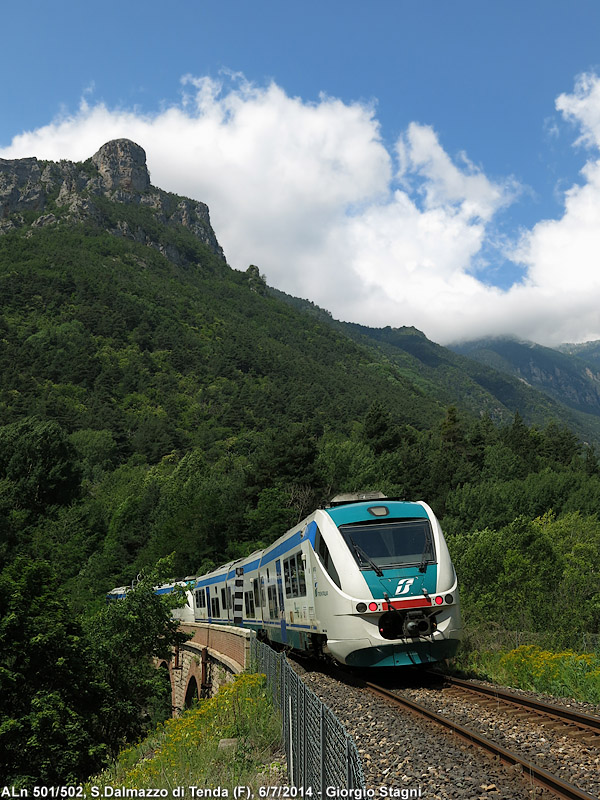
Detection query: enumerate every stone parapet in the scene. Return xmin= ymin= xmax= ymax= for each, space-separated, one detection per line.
xmin=179 ymin=622 xmax=252 ymax=670
xmin=158 ymin=623 xmax=253 ymax=715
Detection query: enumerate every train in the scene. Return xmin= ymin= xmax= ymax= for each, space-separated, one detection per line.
xmin=108 ymin=492 xmax=463 ymax=668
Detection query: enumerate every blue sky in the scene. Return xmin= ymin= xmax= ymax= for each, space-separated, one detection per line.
xmin=2 ymin=1 xmax=600 ymax=344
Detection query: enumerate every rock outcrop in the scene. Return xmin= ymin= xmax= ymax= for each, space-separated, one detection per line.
xmin=92 ymin=139 xmax=150 ymax=193
xmin=0 ymin=139 xmax=225 ymax=265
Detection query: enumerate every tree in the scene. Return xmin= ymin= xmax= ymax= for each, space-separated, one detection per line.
xmin=362 ymin=402 xmax=402 ymax=455
xmin=0 ymin=417 xmax=81 ymax=512
xmin=84 ymin=559 xmax=189 ymax=756
xmin=0 ymin=559 xmax=102 ymax=788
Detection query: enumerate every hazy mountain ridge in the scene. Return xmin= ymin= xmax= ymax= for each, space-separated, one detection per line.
xmin=558 ymin=339 xmax=600 ymax=369
xmin=449 ymin=336 xmax=600 ymax=421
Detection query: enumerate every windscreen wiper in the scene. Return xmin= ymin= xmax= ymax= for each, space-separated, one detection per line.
xmin=350 ymin=537 xmax=384 ymax=576
xmin=418 ymin=529 xmax=432 ymax=573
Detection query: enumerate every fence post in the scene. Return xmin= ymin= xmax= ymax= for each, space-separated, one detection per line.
xmin=320 ymin=704 xmax=326 ymax=797
xmin=288 ymin=693 xmax=294 ymax=784
xmin=249 ymin=636 xmax=365 ymax=792
xmin=302 ymin=679 xmax=307 ymax=788
xmin=346 ymin=738 xmax=353 ymax=789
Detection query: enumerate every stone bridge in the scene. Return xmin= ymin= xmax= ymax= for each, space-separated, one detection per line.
xmin=157 ymin=623 xmax=252 ymax=714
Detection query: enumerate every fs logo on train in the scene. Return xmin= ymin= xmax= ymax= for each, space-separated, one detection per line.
xmin=395 ymin=577 xmax=416 ymax=595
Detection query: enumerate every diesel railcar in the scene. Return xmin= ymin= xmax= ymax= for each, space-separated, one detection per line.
xmin=189 ymin=493 xmax=462 ymax=667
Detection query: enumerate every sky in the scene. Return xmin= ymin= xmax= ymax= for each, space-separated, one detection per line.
xmin=2 ymin=1 xmax=600 ymax=346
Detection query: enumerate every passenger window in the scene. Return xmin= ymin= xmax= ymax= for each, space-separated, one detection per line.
xmin=267 ymin=585 xmax=278 ymax=619
xmin=283 ymin=553 xmax=307 ymax=598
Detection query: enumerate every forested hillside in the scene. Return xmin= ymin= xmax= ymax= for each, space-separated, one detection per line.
xmin=271 ymin=291 xmax=600 ymax=446
xmin=1 ymin=140 xmax=599 ymax=785
xmin=450 ymin=335 xmax=600 ymax=428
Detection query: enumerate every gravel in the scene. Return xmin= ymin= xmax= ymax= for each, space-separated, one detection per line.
xmin=397 ymin=683 xmax=600 ymax=799
xmin=292 ymin=661 xmax=598 ymax=799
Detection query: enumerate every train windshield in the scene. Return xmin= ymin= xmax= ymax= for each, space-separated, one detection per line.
xmin=339 ymin=519 xmax=435 ymax=570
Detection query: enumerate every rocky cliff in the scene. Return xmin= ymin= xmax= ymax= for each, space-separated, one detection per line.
xmin=0 ymin=139 xmax=225 ymax=265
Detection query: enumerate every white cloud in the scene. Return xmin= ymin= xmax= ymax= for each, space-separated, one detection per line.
xmin=3 ymin=72 xmax=600 ymax=346
xmin=508 ymin=72 xmax=600 ymax=344
xmin=397 ymin=122 xmax=516 ymax=221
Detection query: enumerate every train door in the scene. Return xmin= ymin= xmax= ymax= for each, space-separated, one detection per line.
xmin=205 ymin=587 xmax=210 ymax=619
xmin=302 ymin=548 xmax=317 ymax=627
xmin=252 ymin=575 xmax=263 ymax=625
xmin=259 ymin=573 xmax=267 ymax=629
xmin=222 ymin=581 xmax=232 ymax=622
xmin=275 ymin=559 xmax=287 ymax=643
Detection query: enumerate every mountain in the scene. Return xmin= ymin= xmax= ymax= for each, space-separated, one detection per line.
xmin=559 ymin=339 xmax=600 ymax=369
xmin=2 ymin=139 xmax=600 ymax=596
xmin=270 ymin=291 xmax=600 ymax=445
xmin=0 ymin=138 xmax=224 ymax=262
xmin=3 ymin=138 xmax=594 ymax=445
xmin=0 ymin=139 xmax=454 ymax=457
xmin=448 ymin=336 xmax=600 ymax=432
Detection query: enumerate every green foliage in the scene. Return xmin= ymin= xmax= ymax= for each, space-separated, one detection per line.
xmin=0 ymin=417 xmax=81 ymax=512
xmin=0 ymin=556 xmax=189 ymax=787
xmin=0 ymin=558 xmax=102 ymax=787
xmin=88 ymin=673 xmax=282 ymax=791
xmin=84 ymin=558 xmax=190 ymax=757
xmin=450 ymin=517 xmax=563 ymax=633
xmin=456 ymin=645 xmax=600 ymax=703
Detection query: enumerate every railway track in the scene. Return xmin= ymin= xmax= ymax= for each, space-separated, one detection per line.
xmin=362 ymin=676 xmax=599 ymax=800
xmin=437 ymin=674 xmax=600 ymax=745
xmin=291 ymin=654 xmax=600 ymax=798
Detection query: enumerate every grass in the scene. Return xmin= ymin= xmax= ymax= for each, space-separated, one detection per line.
xmin=87 ymin=673 xmax=284 ymax=794
xmin=453 ymin=643 xmax=600 ymax=703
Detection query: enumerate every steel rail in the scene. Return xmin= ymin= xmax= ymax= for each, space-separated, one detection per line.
xmin=364 ymin=680 xmax=598 ymax=800
xmin=438 ymin=674 xmax=600 ymax=735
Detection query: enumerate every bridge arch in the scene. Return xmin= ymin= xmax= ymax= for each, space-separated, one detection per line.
xmin=184 ymin=675 xmax=199 ymax=707
xmin=160 ymin=622 xmax=252 ymax=715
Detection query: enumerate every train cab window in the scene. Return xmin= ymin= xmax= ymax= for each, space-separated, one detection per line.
xmin=298 ymin=557 xmax=306 ymax=595
xmin=283 ymin=553 xmax=307 ymax=598
xmin=314 ymin=527 xmax=342 ymax=589
xmin=244 ymin=590 xmax=255 ymax=618
xmin=340 ymin=519 xmax=435 ymax=570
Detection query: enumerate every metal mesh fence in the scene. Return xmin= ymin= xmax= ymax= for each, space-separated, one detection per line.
xmin=250 ymin=637 xmax=365 ymax=791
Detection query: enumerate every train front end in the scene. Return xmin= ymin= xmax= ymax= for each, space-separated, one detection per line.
xmin=313 ymin=494 xmax=462 ymax=668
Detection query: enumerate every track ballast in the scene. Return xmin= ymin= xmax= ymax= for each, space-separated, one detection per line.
xmin=292 ymin=659 xmax=600 ymax=800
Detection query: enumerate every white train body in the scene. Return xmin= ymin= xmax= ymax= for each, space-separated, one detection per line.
xmin=107 ymin=580 xmax=196 ymax=624
xmin=189 ymin=495 xmax=462 ymax=667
